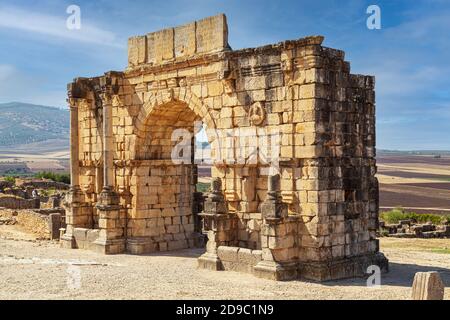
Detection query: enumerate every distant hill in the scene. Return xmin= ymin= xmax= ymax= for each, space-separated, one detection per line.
xmin=0 ymin=102 xmax=69 ymax=147
xmin=378 ymin=149 xmax=450 ymax=156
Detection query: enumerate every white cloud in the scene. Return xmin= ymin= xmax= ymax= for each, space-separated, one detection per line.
xmin=0 ymin=6 xmax=123 ymax=48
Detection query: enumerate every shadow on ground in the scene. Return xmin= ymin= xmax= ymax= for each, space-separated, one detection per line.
xmin=320 ymin=262 xmax=450 ymax=288
xmin=122 ymin=247 xmax=450 ymax=288
xmin=136 ymin=247 xmax=205 ymax=258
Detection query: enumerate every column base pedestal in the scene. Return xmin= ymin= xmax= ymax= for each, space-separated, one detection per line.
xmin=60 ymin=234 xmax=76 ymax=249
xmin=253 ymin=261 xmax=298 ymax=281
xmin=91 ymin=238 xmax=126 ymax=254
xmin=298 ymin=252 xmax=389 ymax=281
xmin=126 ymin=237 xmax=158 ymax=254
xmin=198 ymin=253 xmax=223 ymax=271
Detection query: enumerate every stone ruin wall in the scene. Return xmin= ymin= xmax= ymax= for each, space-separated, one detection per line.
xmin=0 ymin=196 xmax=39 ymax=210
xmin=0 ymin=180 xmax=66 ymax=240
xmin=62 ymin=14 xmax=387 ymax=281
xmin=0 ymin=208 xmax=63 ymax=240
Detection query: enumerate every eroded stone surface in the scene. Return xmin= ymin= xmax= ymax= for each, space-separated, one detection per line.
xmin=63 ymin=14 xmax=387 ymax=281
xmin=412 ymin=272 xmax=445 ymax=300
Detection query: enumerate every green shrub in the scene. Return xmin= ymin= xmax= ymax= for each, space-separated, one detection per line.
xmin=380 ymin=207 xmax=450 ymax=225
xmin=3 ymin=176 xmax=15 ymax=184
xmin=34 ymin=171 xmax=70 ymax=184
xmin=378 ymin=229 xmax=390 ymax=237
xmin=441 ymin=215 xmax=450 ymax=225
xmin=196 ymin=182 xmax=210 ymax=193
xmin=39 ymin=189 xmax=50 ymax=197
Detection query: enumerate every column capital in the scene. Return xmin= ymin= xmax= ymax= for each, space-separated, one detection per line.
xmin=67 ymin=97 xmax=79 ymax=108
xmin=97 ymin=186 xmax=120 ymax=206
xmin=67 ymin=97 xmax=90 ymax=109
xmin=100 ymin=83 xmax=113 ymax=106
xmin=100 ymin=92 xmax=112 ymax=105
xmin=66 ymin=185 xmax=83 ymax=204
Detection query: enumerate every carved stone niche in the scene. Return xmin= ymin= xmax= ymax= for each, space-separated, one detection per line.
xmin=248 ymin=102 xmax=266 ymax=126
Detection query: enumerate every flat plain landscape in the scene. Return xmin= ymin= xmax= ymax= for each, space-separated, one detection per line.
xmin=0 ymin=139 xmax=69 ymax=174
xmin=377 ymin=154 xmax=450 ymax=214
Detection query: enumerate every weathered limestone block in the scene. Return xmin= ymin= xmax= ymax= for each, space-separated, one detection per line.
xmin=412 ymin=272 xmax=445 ymax=300
xmin=196 ymin=14 xmax=228 ymax=54
xmin=174 ymin=22 xmax=196 ymax=58
xmin=67 ymin=13 xmax=387 ymax=282
xmin=128 ymin=36 xmax=147 ymax=66
xmin=48 ymin=213 xmax=62 ymax=240
xmin=129 ymin=14 xmax=228 ymax=68
xmin=152 ymin=28 xmax=175 ymax=63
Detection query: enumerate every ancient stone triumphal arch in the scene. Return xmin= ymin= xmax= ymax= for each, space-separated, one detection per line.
xmin=61 ymin=14 xmax=388 ymax=281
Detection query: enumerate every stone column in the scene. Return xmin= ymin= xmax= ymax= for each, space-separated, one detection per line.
xmin=254 ymin=174 xmax=298 ymax=280
xmin=61 ymin=98 xmax=85 ymax=248
xmin=198 ymin=177 xmax=237 ymax=270
xmin=98 ymin=91 xmax=118 ymax=205
xmin=93 ymin=88 xmax=125 ymax=254
xmin=69 ymin=98 xmax=80 ymax=189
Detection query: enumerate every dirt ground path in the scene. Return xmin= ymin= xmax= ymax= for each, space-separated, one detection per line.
xmin=0 ymin=237 xmax=449 ymax=300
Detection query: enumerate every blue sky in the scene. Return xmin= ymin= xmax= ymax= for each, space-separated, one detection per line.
xmin=0 ymin=0 xmax=449 ymax=150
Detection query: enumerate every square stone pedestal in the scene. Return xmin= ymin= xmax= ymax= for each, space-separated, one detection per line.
xmin=91 ymin=238 xmax=126 ymax=254
xmin=298 ymin=252 xmax=389 ymax=281
xmin=253 ymin=261 xmax=298 ymax=281
xmin=198 ymin=253 xmax=223 ymax=270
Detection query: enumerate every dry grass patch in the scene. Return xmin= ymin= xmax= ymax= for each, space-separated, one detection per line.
xmin=380 ymin=238 xmax=450 ymax=254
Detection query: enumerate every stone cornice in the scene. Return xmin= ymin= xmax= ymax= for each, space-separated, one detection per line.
xmin=123 ymin=35 xmax=325 ymax=78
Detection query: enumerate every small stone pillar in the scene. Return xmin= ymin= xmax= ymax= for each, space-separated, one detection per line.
xmin=48 ymin=213 xmax=62 ymax=240
xmin=412 ymin=272 xmax=445 ymax=300
xmin=254 ymin=174 xmax=297 ymax=281
xmin=61 ymin=98 xmax=86 ymax=249
xmin=198 ymin=178 xmax=237 ymax=270
xmin=261 ymin=174 xmax=287 ymax=220
xmin=92 ymin=87 xmax=125 ymax=254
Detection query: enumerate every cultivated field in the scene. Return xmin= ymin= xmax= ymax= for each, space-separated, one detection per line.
xmin=200 ymin=154 xmax=450 ymax=215
xmin=0 ymin=139 xmax=69 ymax=174
xmin=377 ymin=154 xmax=450 ymax=214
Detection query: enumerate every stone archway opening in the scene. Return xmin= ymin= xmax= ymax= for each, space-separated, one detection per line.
xmin=136 ymin=101 xmax=201 ymax=161
xmin=128 ymin=101 xmax=211 ymax=253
